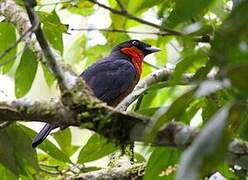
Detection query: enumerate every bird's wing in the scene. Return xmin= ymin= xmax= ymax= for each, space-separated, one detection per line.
xmin=81 ymin=59 xmax=136 ymax=104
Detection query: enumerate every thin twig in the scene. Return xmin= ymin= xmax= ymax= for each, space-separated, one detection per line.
xmin=0 ymin=26 xmax=32 ymax=61
xmin=0 ymin=45 xmax=28 ymax=67
xmin=37 ymin=0 xmax=77 ymax=7
xmin=169 ymin=42 xmax=181 ymax=53
xmin=69 ymin=27 xmax=171 ymax=36
xmin=88 ymin=0 xmax=182 ymax=35
xmin=0 ymin=121 xmax=13 ymax=129
xmin=143 ymin=61 xmax=161 ymax=69
xmin=70 ymin=28 xmax=210 ymax=45
xmin=24 ymin=0 xmax=65 ymax=86
xmin=40 ymin=167 xmax=61 ymax=175
xmin=115 ymin=0 xmax=127 ymax=13
xmin=116 ymin=68 xmax=192 ymax=111
xmin=39 ymin=163 xmax=60 ymax=169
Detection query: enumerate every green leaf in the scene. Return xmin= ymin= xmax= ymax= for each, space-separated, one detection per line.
xmin=53 ymin=128 xmax=78 ymax=157
xmin=68 ymin=7 xmax=94 ymax=16
xmin=106 ymin=1 xmax=129 ymax=46
xmin=157 ymin=0 xmax=174 ymax=19
xmin=211 ymin=1 xmax=248 ymax=67
xmin=53 ymin=128 xmax=71 ymax=151
xmin=84 ymin=44 xmax=110 ymax=68
xmin=211 ymin=0 xmax=227 ymax=20
xmin=0 ymin=124 xmax=39 ymax=177
xmin=0 ymin=130 xmax=18 ymax=176
xmin=0 ymin=22 xmax=17 ymax=73
xmin=15 ymin=47 xmax=38 ymax=98
xmin=194 ymin=80 xmax=228 ymax=98
xmin=19 ymin=124 xmax=71 ymax=163
xmin=155 ymin=38 xmax=168 ymax=66
xmin=139 ymin=91 xmax=158 ymax=109
xmin=38 ymin=139 xmax=72 ymax=163
xmin=7 ymin=124 xmax=39 ymax=175
xmin=149 ymin=88 xmax=196 ymax=140
xmin=144 ymin=148 xmax=180 ymax=180
xmin=135 ymin=0 xmax=164 ymax=13
xmin=77 ymin=133 xmax=118 ymax=163
xmin=177 ymin=105 xmax=231 ymax=180
xmin=210 ymin=1 xmax=248 ymax=96
xmin=137 ymin=106 xmax=168 ymax=117
xmin=0 ymin=164 xmax=17 ymax=180
xmin=170 ymin=52 xmax=207 ymax=85
xmin=180 ymin=98 xmax=204 ymax=124
xmin=39 ymin=11 xmax=67 ymax=54
xmin=217 ymin=163 xmax=236 ymax=179
xmin=236 ymin=112 xmax=248 ymax=140
xmin=232 ymin=0 xmax=244 ymax=8
xmin=227 ymin=64 xmax=248 ymax=94
xmin=41 ymin=64 xmax=55 ymax=87
xmin=134 ymin=153 xmax=146 ymax=163
xmin=64 ymin=34 xmax=86 ymax=64
xmin=76 ymin=0 xmax=94 ymax=8
xmin=165 ymin=0 xmax=216 ymax=28
xmin=191 ymin=62 xmax=213 ymax=81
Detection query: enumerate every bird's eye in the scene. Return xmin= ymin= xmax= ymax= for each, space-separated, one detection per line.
xmin=132 ymin=40 xmax=139 ymax=46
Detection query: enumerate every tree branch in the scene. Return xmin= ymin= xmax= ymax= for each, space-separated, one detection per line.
xmin=0 ymin=99 xmax=247 ymax=169
xmin=0 ymin=45 xmax=27 ymax=67
xmin=0 ymin=0 xmax=43 ymax=60
xmin=0 ymin=27 xmax=32 ymax=62
xmin=0 ymin=99 xmax=74 ymax=127
xmin=115 ymin=0 xmax=127 ymax=13
xmin=1 ymin=0 xmax=149 ymax=133
xmin=69 ymin=157 xmax=145 ymax=180
xmin=23 ymin=0 xmax=77 ymax=92
xmin=116 ymin=68 xmax=192 ymax=111
xmin=70 ymin=27 xmax=171 ymax=36
xmin=88 ymin=0 xmax=182 ymax=36
xmin=0 ymin=121 xmax=13 ymax=129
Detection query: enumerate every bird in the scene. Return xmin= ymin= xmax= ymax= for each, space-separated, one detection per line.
xmin=32 ymin=39 xmax=160 ymax=148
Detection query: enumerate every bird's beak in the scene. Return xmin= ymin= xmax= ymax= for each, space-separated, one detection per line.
xmin=144 ymin=46 xmax=160 ymax=54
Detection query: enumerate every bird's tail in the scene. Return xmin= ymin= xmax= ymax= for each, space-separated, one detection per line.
xmin=32 ymin=123 xmax=57 ymax=148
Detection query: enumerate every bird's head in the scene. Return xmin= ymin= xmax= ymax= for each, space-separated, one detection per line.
xmin=111 ymin=40 xmax=160 ymax=79
xmin=112 ymin=39 xmax=160 ymax=57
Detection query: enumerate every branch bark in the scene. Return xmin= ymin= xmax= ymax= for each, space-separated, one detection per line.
xmin=66 ymin=157 xmax=145 ymax=180
xmin=0 ymin=99 xmax=247 ymax=169
xmin=116 ymin=68 xmax=192 ymax=111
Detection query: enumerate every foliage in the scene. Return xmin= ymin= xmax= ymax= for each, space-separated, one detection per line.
xmin=0 ymin=0 xmax=247 ymax=179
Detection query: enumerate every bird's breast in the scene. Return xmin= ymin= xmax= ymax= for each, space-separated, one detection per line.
xmin=120 ymin=47 xmax=144 ymax=79
xmin=108 ymin=79 xmax=138 ymax=107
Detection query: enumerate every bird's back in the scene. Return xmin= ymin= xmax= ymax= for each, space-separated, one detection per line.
xmin=81 ymin=53 xmax=137 ymax=106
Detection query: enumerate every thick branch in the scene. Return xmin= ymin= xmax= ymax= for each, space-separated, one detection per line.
xmin=0 ymin=98 xmax=149 ymax=141
xmin=0 ymin=99 xmax=247 ymax=169
xmin=0 ymin=99 xmax=73 ymax=127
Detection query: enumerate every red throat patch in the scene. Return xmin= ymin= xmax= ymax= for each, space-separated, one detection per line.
xmin=120 ymin=47 xmax=144 ymax=79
